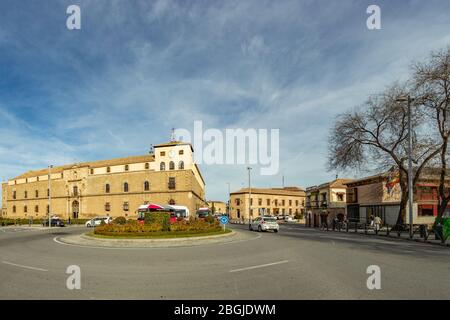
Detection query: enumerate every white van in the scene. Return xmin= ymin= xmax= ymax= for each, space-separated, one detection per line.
xmin=168 ymin=205 xmax=190 ymax=219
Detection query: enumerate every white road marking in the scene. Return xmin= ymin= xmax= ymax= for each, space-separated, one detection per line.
xmin=230 ymin=260 xmax=289 ymax=273
xmin=2 ymin=260 xmax=48 ymax=272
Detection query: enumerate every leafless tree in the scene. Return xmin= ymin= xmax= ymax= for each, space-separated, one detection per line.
xmin=328 ymin=84 xmax=440 ymax=226
xmin=413 ymin=47 xmax=450 ymax=219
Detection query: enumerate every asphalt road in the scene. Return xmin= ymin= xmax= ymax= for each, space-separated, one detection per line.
xmin=0 ymin=223 xmax=449 ymax=299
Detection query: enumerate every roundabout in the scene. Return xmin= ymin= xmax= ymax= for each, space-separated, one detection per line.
xmin=53 ymin=228 xmax=259 ymax=249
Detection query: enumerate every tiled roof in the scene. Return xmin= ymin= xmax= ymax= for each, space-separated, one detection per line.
xmin=231 ymin=187 xmax=305 ymax=196
xmin=12 ymin=154 xmax=155 ymax=180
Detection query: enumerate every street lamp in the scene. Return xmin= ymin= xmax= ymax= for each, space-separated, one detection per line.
xmin=247 ymin=167 xmax=252 ymax=225
xmin=226 ymin=182 xmax=231 ymax=216
xmin=396 ymin=95 xmax=415 ymax=239
xmin=48 ymin=165 xmax=53 ymax=228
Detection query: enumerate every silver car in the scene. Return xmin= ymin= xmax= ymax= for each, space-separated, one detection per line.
xmin=249 ymin=216 xmax=279 ymax=233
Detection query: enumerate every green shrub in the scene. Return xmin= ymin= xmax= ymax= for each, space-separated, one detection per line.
xmin=204 ymin=215 xmax=215 ymax=224
xmin=144 ymin=211 xmax=171 ymax=231
xmin=114 ymin=216 xmax=127 ymax=225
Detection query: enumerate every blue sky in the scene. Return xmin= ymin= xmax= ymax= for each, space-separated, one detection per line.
xmin=1 ymin=0 xmax=450 ymax=202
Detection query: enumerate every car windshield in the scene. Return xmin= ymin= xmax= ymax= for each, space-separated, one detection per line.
xmin=263 ymin=217 xmax=277 ymax=222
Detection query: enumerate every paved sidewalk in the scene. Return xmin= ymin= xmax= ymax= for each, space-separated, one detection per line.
xmin=300 ymin=225 xmax=449 ymax=247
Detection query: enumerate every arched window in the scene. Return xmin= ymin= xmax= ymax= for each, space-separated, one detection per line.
xmin=145 ymin=162 xmax=149 ymax=169
xmin=24 ymin=191 xmax=28 ymax=199
xmin=35 ymin=190 xmax=39 ymax=198
xmin=144 ymin=181 xmax=150 ymax=191
xmin=105 ymin=184 xmax=110 ymax=193
xmin=35 ymin=205 xmax=39 ymax=213
xmin=160 ymin=162 xmax=166 ymax=171
xmin=13 ymin=205 xmax=16 ymax=213
xmin=169 ymin=161 xmax=175 ymax=170
xmin=24 ymin=206 xmax=28 ymax=213
xmin=178 ymin=161 xmax=184 ymax=170
xmin=124 ymin=182 xmax=129 ymax=192
xmin=106 ymin=166 xmax=111 ymax=173
xmin=169 ymin=199 xmax=175 ymax=205
xmin=125 ymin=165 xmax=129 ymax=171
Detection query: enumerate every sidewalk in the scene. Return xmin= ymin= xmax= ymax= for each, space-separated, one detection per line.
xmin=305 ymin=224 xmax=449 ymax=247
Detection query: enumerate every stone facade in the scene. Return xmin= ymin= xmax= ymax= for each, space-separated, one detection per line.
xmin=1 ymin=141 xmax=206 ymax=220
xmin=208 ymin=201 xmax=227 ymax=214
xmin=229 ymin=187 xmax=306 ymax=222
xmin=305 ymin=179 xmax=353 ymax=227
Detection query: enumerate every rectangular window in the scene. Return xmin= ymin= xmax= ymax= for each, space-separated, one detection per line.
xmin=13 ymin=191 xmax=16 ymax=199
xmin=160 ymin=151 xmax=166 ymax=156
xmin=123 ymin=202 xmax=129 ymax=211
xmin=179 ymin=150 xmax=184 ymax=155
xmin=168 ymin=177 xmax=176 ymax=190
xmin=258 ymin=198 xmax=262 ymax=206
xmin=236 ymin=198 xmax=240 ymax=205
xmin=296 ymin=200 xmax=299 ymax=206
xmin=266 ymin=199 xmax=270 ymax=206
xmin=282 ymin=199 xmax=285 ymax=206
xmin=289 ymin=200 xmax=292 ymax=206
xmin=105 ymin=203 xmax=111 ymax=211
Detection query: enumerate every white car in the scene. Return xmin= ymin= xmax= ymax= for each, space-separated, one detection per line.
xmin=249 ymin=216 xmax=279 ymax=233
xmin=85 ymin=217 xmax=112 ymax=227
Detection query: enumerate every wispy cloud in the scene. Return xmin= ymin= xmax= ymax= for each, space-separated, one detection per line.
xmin=1 ymin=0 xmax=450 ymax=201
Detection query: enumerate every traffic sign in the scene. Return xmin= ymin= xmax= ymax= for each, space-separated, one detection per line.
xmin=219 ymin=215 xmax=229 ymax=225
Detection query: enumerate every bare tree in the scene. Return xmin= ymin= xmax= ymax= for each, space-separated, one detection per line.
xmin=413 ymin=47 xmax=450 ymax=219
xmin=328 ymin=85 xmax=440 ymax=226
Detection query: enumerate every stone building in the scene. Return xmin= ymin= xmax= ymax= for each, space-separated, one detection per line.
xmin=208 ymin=201 xmax=227 ymax=214
xmin=305 ymin=179 xmax=353 ymax=227
xmin=1 ymin=141 xmax=206 ymax=220
xmin=229 ymin=187 xmax=306 ymax=222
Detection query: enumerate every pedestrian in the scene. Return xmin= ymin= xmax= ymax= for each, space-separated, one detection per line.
xmin=68 ymin=217 xmax=71 ymax=225
xmin=369 ymin=215 xmax=374 ymax=227
xmin=374 ymin=216 xmax=382 ymax=233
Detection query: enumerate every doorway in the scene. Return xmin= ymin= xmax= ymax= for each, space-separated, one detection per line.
xmin=72 ymin=200 xmax=79 ymax=219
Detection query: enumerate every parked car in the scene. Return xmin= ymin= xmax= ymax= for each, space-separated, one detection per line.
xmin=42 ymin=218 xmax=65 ymax=227
xmin=85 ymin=217 xmax=112 ymax=227
xmin=249 ymin=216 xmax=279 ymax=232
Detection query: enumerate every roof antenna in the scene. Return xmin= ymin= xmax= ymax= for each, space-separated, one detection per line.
xmin=336 ymin=173 xmax=339 ymax=179
xmin=149 ymin=144 xmax=154 ymax=154
xmin=170 ymin=128 xmax=175 ymax=142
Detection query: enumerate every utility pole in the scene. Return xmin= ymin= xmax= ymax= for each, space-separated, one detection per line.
xmin=247 ymin=167 xmax=252 ymax=225
xmin=48 ymin=165 xmax=53 ymax=228
xmin=407 ymin=95 xmax=414 ymax=239
xmin=226 ymin=182 xmax=231 ymax=216
xmin=397 ymin=95 xmax=415 ymax=239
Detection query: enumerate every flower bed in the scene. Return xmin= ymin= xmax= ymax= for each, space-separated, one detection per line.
xmin=93 ymin=217 xmax=223 ymax=238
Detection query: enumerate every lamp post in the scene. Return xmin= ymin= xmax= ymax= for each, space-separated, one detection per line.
xmin=226 ymin=182 xmax=231 ymax=216
xmin=247 ymin=167 xmax=252 ymax=225
xmin=48 ymin=165 xmax=53 ymax=228
xmin=397 ymin=95 xmax=414 ymax=239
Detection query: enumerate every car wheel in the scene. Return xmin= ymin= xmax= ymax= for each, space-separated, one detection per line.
xmin=258 ymin=225 xmax=262 ymax=232
xmin=274 ymin=229 xmax=279 ymax=233
xmin=249 ymin=225 xmax=252 ymax=231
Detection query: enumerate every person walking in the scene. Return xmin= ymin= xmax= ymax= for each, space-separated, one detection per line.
xmin=374 ymin=216 xmax=382 ymax=234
